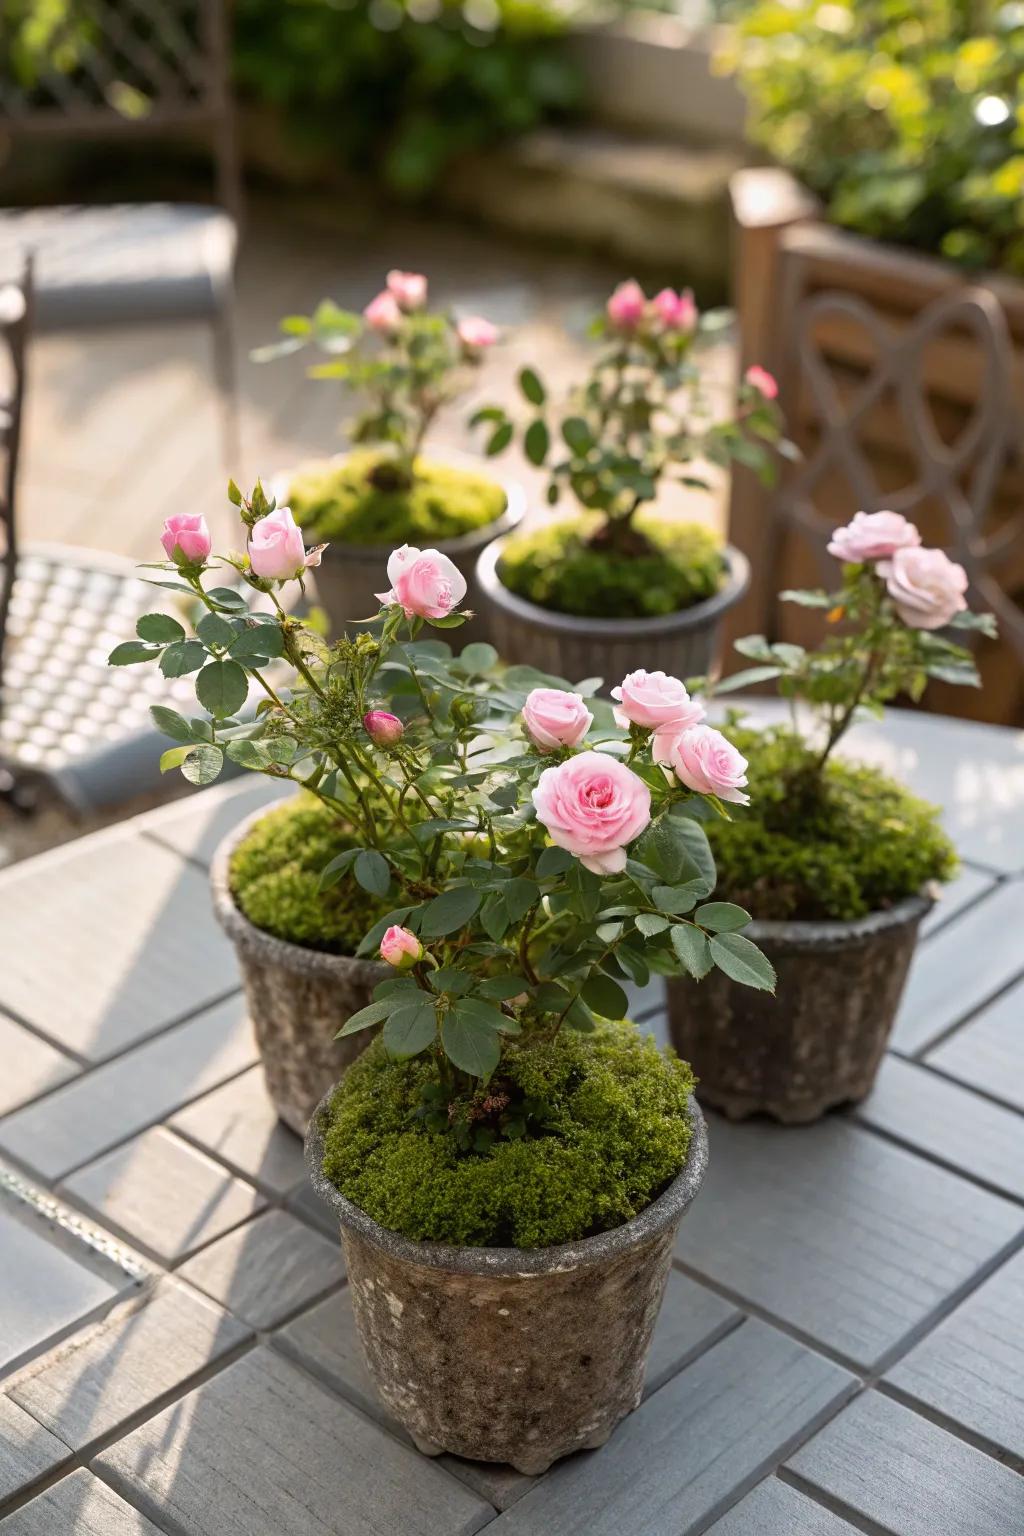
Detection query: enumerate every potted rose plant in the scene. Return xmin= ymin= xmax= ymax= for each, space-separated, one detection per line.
xmin=471 ymin=279 xmax=786 ymax=684
xmin=114 ymin=484 xmax=776 ymax=1472
xmin=257 ymin=268 xmax=522 ymax=639
xmin=668 ymin=510 xmax=996 ymax=1123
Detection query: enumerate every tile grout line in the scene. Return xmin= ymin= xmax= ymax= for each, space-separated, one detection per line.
xmin=875 ymin=1379 xmax=1024 ymax=1475
xmin=775 ymin=1465 xmax=895 ymax=1536
xmin=911 ymin=1053 xmax=1024 ymax=1117
xmin=849 ymin=1115 xmax=1024 ymax=1209
xmin=906 ymin=963 xmax=1024 ymax=1062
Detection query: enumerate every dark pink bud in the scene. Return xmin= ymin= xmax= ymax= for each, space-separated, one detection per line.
xmin=363 ymin=710 xmax=404 ymax=748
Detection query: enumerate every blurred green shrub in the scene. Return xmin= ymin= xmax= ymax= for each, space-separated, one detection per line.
xmin=724 ymin=0 xmax=1024 ymax=273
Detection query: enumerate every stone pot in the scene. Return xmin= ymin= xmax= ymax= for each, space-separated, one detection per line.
xmin=476 ymin=535 xmax=749 ymax=689
xmin=210 ymin=806 xmax=388 ymax=1135
xmin=305 ymin=1091 xmax=708 ymax=1474
xmin=668 ymin=894 xmax=932 ymax=1124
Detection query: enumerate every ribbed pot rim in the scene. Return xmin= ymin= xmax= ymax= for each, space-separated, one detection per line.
xmin=209 ymin=802 xmax=389 ymax=984
xmin=305 ymin=1090 xmax=708 ymax=1276
xmin=476 ymin=534 xmax=750 ymax=639
xmin=741 ymin=892 xmax=933 ymax=951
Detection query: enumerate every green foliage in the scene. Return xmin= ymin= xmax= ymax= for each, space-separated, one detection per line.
xmin=497 ymin=512 xmax=727 ymax=619
xmin=726 ymin=0 xmax=1024 ymax=273
xmin=706 ymin=727 xmax=957 ymax=922
xmin=288 ymin=451 xmax=507 ymax=546
xmin=321 ymin=1021 xmax=696 ymax=1247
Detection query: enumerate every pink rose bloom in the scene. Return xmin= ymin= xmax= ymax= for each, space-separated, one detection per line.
xmin=651 ymin=287 xmax=696 ymax=333
xmin=878 ymin=546 xmax=969 ymax=630
xmin=606 ymin=279 xmax=646 ymax=332
xmin=376 ymin=544 xmax=467 ymax=620
xmin=827 ymin=510 xmax=921 ymax=564
xmin=522 ymin=688 xmax=593 ymax=752
xmin=532 ymin=751 xmax=651 ymax=875
xmin=654 ymin=724 xmax=750 ymax=805
xmin=611 ymin=669 xmax=705 ymax=732
xmin=248 ymin=507 xmax=306 ymax=582
xmin=161 ymin=512 xmax=211 ymax=565
xmin=386 ymin=270 xmax=427 ymax=311
xmin=456 ymin=315 xmax=499 ymax=352
xmin=745 ymin=365 xmax=778 ymax=400
xmin=380 ymin=925 xmax=422 ymax=969
xmin=364 ymin=290 xmax=402 ymax=334
xmin=363 ymin=710 xmax=404 ymax=748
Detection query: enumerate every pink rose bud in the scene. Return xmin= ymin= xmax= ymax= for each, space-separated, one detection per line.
xmin=606 ymin=279 xmax=646 ymax=332
xmin=651 ymin=287 xmax=697 ymax=333
xmin=611 ymin=669 xmax=705 ymax=732
xmin=363 ymin=709 xmax=405 ymax=748
xmin=375 ymin=544 xmax=467 ymax=620
xmin=877 ymin=546 xmax=969 ymax=630
xmin=456 ymin=315 xmax=499 ymax=353
xmin=653 ymin=723 xmax=750 ymax=805
xmin=532 ymin=751 xmax=651 ymax=876
xmin=744 ymin=365 xmax=778 ymax=400
xmin=827 ymin=510 xmax=921 ymax=564
xmin=161 ymin=512 xmax=211 ymax=566
xmin=522 ymin=687 xmax=593 ymax=752
xmin=380 ymin=925 xmax=423 ymax=969
xmin=248 ymin=507 xmax=307 ymax=582
xmin=386 ymin=269 xmax=427 ymax=311
xmin=364 ymin=290 xmax=402 ymax=334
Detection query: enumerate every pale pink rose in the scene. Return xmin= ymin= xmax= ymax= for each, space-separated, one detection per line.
xmin=375 ymin=544 xmax=467 ymax=620
xmin=161 ymin=512 xmax=211 ymax=565
xmin=745 ymin=365 xmax=778 ymax=400
xmin=364 ymin=290 xmax=402 ymax=334
xmin=248 ymin=507 xmax=306 ymax=582
xmin=363 ymin=709 xmax=405 ymax=748
xmin=651 ymin=287 xmax=696 ymax=333
xmin=655 ymin=724 xmax=749 ymax=805
xmin=606 ymin=279 xmax=646 ymax=332
xmin=828 ymin=510 xmax=921 ymax=564
xmin=522 ymin=688 xmax=593 ymax=752
xmin=611 ymin=670 xmax=705 ymax=732
xmin=386 ymin=270 xmax=427 ymax=311
xmin=456 ymin=315 xmax=499 ymax=352
xmin=878 ymin=546 xmax=969 ymax=630
xmin=380 ymin=925 xmax=422 ymax=969
xmin=532 ymin=751 xmax=651 ymax=875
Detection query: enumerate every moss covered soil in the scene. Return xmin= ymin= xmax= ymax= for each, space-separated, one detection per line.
xmin=288 ymin=450 xmax=508 ymax=545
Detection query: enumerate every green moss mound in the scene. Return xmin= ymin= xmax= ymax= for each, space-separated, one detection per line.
xmin=288 ymin=450 xmax=508 ymax=545
xmin=497 ymin=513 xmax=726 ymax=620
xmin=322 ymin=1022 xmax=695 ymax=1248
xmin=229 ymin=797 xmax=389 ymax=954
xmin=708 ymin=727 xmax=957 ymax=923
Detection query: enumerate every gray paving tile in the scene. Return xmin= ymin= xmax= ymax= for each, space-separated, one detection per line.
xmin=706 ymin=1477 xmax=856 ymax=1534
xmin=285 ymin=1177 xmax=337 ymax=1238
xmin=0 ymin=1395 xmax=71 ymax=1506
xmin=854 ymin=1055 xmax=1024 ymax=1202
xmin=489 ymin=1320 xmax=854 ymax=1536
xmin=892 ymin=881 xmax=1024 ymax=1054
xmin=0 ymin=1206 xmax=120 ymax=1376
xmin=170 ymin=1065 xmax=306 ymax=1197
xmin=1 ymin=1468 xmax=165 ymax=1535
xmin=0 ymin=997 xmax=255 ymax=1182
xmin=920 ymin=865 xmax=999 ymax=938
xmin=143 ymin=777 xmax=293 ymax=868
xmin=927 ymin=976 xmax=1024 ymax=1113
xmin=0 ymin=1014 xmax=78 ymax=1117
xmin=60 ymin=1128 xmax=266 ymax=1266
xmin=886 ymin=1246 xmax=1024 ymax=1462
xmin=95 ymin=1345 xmax=492 ymax=1536
xmin=787 ymin=1389 xmax=1024 ymax=1536
xmin=9 ymin=1280 xmax=250 ymax=1452
xmin=643 ymin=1268 xmax=741 ymax=1397
xmin=178 ymin=1210 xmax=344 ymax=1330
xmin=675 ymin=1117 xmax=1024 ymax=1368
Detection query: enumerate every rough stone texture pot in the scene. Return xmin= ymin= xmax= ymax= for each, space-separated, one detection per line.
xmin=210 ymin=806 xmax=388 ymax=1135
xmin=476 ymin=535 xmax=749 ymax=688
xmin=668 ymin=895 xmax=932 ymax=1124
xmin=305 ymin=1092 xmax=708 ymax=1473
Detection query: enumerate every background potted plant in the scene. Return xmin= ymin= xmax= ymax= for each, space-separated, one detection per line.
xmin=668 ymin=509 xmax=996 ymax=1123
xmin=472 ymin=278 xmax=785 ymax=685
xmin=258 ymin=268 xmax=523 ymax=639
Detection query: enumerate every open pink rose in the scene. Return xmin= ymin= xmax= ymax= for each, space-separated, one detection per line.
xmin=522 ymin=688 xmax=593 ymax=752
xmin=828 ymin=510 xmax=921 ymax=564
xmin=380 ymin=925 xmax=422 ymax=969
xmin=248 ymin=507 xmax=306 ymax=582
xmin=651 ymin=287 xmax=696 ymax=334
xmin=532 ymin=751 xmax=651 ymax=875
xmin=878 ymin=546 xmax=968 ymax=630
xmin=161 ymin=512 xmax=211 ymax=565
xmin=376 ymin=545 xmax=467 ymax=620
xmin=654 ymin=724 xmax=749 ymax=805
xmin=744 ymin=365 xmax=778 ymax=400
xmin=386 ymin=270 xmax=427 ymax=311
xmin=364 ymin=290 xmax=402 ymax=334
xmin=611 ymin=670 xmax=705 ymax=732
xmin=606 ymin=279 xmax=646 ymax=333
xmin=457 ymin=316 xmax=499 ymax=353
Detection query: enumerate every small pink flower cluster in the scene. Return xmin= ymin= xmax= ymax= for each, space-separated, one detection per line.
xmin=606 ymin=279 xmax=697 ymax=336
xmin=363 ymin=270 xmax=497 ymax=356
xmin=161 ymin=506 xmax=324 ymax=585
xmin=827 ymin=511 xmax=968 ymax=630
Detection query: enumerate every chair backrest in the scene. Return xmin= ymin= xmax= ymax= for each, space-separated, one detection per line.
xmin=0 ymin=253 xmax=31 ymax=696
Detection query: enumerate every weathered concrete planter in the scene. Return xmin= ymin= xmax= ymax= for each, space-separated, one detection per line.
xmin=210 ymin=807 xmax=387 ymax=1135
xmin=305 ymin=1091 xmax=708 ymax=1473
xmin=668 ymin=895 xmax=931 ymax=1124
xmin=476 ymin=536 xmax=749 ymax=689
